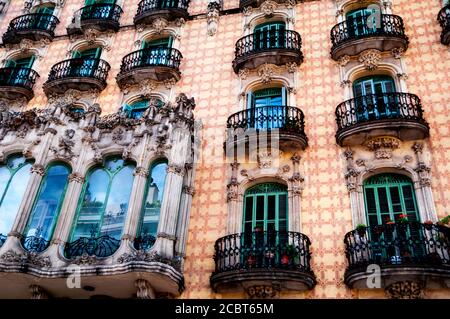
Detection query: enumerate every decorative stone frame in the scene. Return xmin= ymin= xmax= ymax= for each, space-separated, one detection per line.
xmin=66 ymin=37 xmax=113 ymax=60
xmin=24 ymin=0 xmax=65 ymax=16
xmin=343 ymin=141 xmax=438 ymax=228
xmin=334 ymin=0 xmax=392 ymax=21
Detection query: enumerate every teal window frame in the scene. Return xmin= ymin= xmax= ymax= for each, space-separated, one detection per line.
xmin=69 ymin=157 xmax=135 ymax=242
xmin=246 ymin=87 xmax=287 ymax=130
xmin=253 ymin=21 xmax=286 ymax=50
xmin=141 ymin=36 xmax=173 ymax=66
xmin=0 ymin=154 xmax=34 ymax=236
xmin=122 ymin=98 xmax=163 ymax=119
xmin=22 ymin=163 xmax=71 ymax=244
xmin=346 ymin=7 xmax=380 ymax=37
xmin=70 ymin=47 xmax=102 ymax=77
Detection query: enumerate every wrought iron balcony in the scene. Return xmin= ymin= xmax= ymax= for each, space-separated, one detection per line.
xmin=21 ymin=235 xmax=50 ymax=253
xmin=134 ymin=0 xmax=190 ymax=25
xmin=43 ymin=58 xmax=110 ymax=95
xmin=116 ymin=47 xmax=182 ymax=88
xmin=344 ymin=222 xmax=450 ymax=288
xmin=211 ymin=230 xmax=316 ymax=293
xmin=226 ymin=105 xmax=308 ymax=151
xmin=2 ymin=13 xmax=59 ymax=44
xmin=68 ymin=3 xmax=123 ymax=34
xmin=64 ymin=234 xmax=121 ymax=259
xmin=233 ymin=30 xmax=303 ymax=73
xmin=0 ymin=67 xmax=39 ymax=101
xmin=0 ymin=234 xmax=6 ymax=248
xmin=335 ymin=92 xmax=429 ymax=146
xmin=438 ymin=5 xmax=450 ymax=45
xmin=330 ymin=14 xmax=408 ymax=60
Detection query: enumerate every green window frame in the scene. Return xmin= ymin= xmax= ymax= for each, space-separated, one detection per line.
xmin=122 ymin=98 xmax=163 ymax=119
xmin=140 ymin=37 xmax=173 ymax=67
xmin=0 ymin=155 xmax=34 ymax=238
xmin=253 ymin=21 xmax=286 ymax=50
xmin=69 ymin=157 xmax=135 ymax=242
xmin=243 ymin=183 xmax=288 ymax=235
xmin=346 ymin=7 xmax=380 ymax=37
xmin=22 ymin=163 xmax=71 ymax=251
xmin=136 ymin=159 xmax=168 ymax=250
xmin=70 ymin=47 xmax=102 ymax=77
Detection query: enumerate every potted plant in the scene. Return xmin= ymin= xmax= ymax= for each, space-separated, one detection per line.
xmin=247 ymin=254 xmax=256 ymax=267
xmin=356 ymin=224 xmax=367 ymax=237
xmin=397 ymin=214 xmax=409 ymax=224
xmin=423 ymin=220 xmax=434 ymax=230
xmin=437 ymin=215 xmax=450 ymax=228
xmin=281 ymin=244 xmax=297 ymax=265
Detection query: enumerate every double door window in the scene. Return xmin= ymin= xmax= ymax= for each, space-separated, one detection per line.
xmin=141 ymin=37 xmax=173 ymax=67
xmin=31 ymin=6 xmax=55 ymax=30
xmin=253 ymin=22 xmax=286 ymax=50
xmin=346 ymin=8 xmax=380 ymax=37
xmin=4 ymin=56 xmax=35 ymax=86
xmin=246 ymin=87 xmax=287 ymax=130
xmin=70 ymin=47 xmax=102 ymax=77
xmin=82 ymin=0 xmax=116 ymax=19
xmin=352 ymin=76 xmax=397 ymax=121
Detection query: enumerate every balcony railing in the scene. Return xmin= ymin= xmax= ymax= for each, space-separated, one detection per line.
xmin=227 ymin=105 xmax=305 ymax=135
xmin=335 ymin=92 xmax=427 ymax=133
xmin=135 ymin=0 xmax=190 ymax=19
xmin=0 ymin=234 xmax=6 ymax=248
xmin=234 ymin=29 xmax=302 ymax=61
xmin=5 ymin=13 xmax=59 ymax=34
xmin=330 ymin=14 xmax=408 ymax=50
xmin=76 ymin=3 xmax=123 ymax=24
xmin=47 ymin=58 xmax=110 ymax=83
xmin=438 ymin=5 xmax=450 ymax=44
xmin=64 ymin=234 xmax=121 ymax=259
xmin=213 ymin=231 xmax=314 ymax=274
xmin=133 ymin=234 xmax=156 ymax=251
xmin=21 ymin=236 xmax=50 ymax=253
xmin=0 ymin=67 xmax=39 ymax=90
xmin=119 ymin=47 xmax=182 ymax=74
xmin=344 ymin=222 xmax=450 ymax=270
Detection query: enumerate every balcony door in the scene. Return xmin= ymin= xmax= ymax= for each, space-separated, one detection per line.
xmin=346 ymin=8 xmax=379 ymax=37
xmin=246 ymin=87 xmax=286 ymax=130
xmin=141 ymin=37 xmax=173 ymax=66
xmin=253 ymin=22 xmax=286 ymax=50
xmin=5 ymin=56 xmax=35 ymax=86
xmin=363 ymin=173 xmax=423 ymax=264
xmin=353 ymin=76 xmax=397 ymax=121
xmin=71 ymin=47 xmax=102 ymax=77
xmin=83 ymin=0 xmax=116 ymax=19
xmin=32 ymin=5 xmax=55 ymax=30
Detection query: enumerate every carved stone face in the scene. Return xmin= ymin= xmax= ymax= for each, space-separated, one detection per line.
xmin=65 ymin=129 xmax=75 ymax=139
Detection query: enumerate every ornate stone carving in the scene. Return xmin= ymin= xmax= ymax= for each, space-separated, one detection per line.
xmin=51 ymin=129 xmax=76 ymax=160
xmin=246 ymin=284 xmax=280 ymax=299
xmin=1 ymin=250 xmax=51 ymax=268
xmin=415 ymin=162 xmax=432 ymax=187
xmin=135 ymin=279 xmax=155 ymax=299
xmin=358 ymin=49 xmax=382 ymax=71
xmin=238 ymin=68 xmax=249 ymax=80
xmin=183 ymin=185 xmax=196 ymax=196
xmin=261 ymin=0 xmax=277 ymax=17
xmin=385 ymin=281 xmax=423 ymax=299
xmin=30 ymin=285 xmax=49 ymax=299
xmin=153 ymin=18 xmax=168 ymax=34
xmin=69 ymin=172 xmax=85 ymax=183
xmin=391 ymin=47 xmax=404 ymax=59
xmin=291 ymin=153 xmax=301 ymax=164
xmin=134 ymin=166 xmax=149 ymax=178
xmin=72 ymin=253 xmax=98 ymax=266
xmin=412 ymin=142 xmax=423 ymax=154
xmin=340 ymin=80 xmax=351 ymax=88
xmin=365 ymin=137 xmax=400 ymax=159
xmin=257 ymin=149 xmax=282 ymax=168
xmin=206 ymin=1 xmax=221 ymax=36
xmin=167 ymin=164 xmax=185 ymax=176
xmin=31 ymin=164 xmax=45 ymax=176
xmin=258 ymin=64 xmax=275 ymax=84
xmin=117 ymin=250 xmax=181 ymax=271
xmin=243 ymin=6 xmax=253 ymax=16
xmin=338 ymin=55 xmax=350 ymax=67
xmin=286 ymin=62 xmax=297 ymax=73
xmin=285 ymin=0 xmax=297 ymax=9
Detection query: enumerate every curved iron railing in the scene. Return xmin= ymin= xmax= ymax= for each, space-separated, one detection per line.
xmin=234 ymin=30 xmax=302 ymax=61
xmin=133 ymin=234 xmax=156 ymax=251
xmin=227 ymin=105 xmax=305 ymax=135
xmin=21 ymin=236 xmax=50 ymax=253
xmin=119 ymin=47 xmax=182 ymax=74
xmin=438 ymin=5 xmax=450 ymax=43
xmin=0 ymin=234 xmax=6 ymax=248
xmin=5 ymin=13 xmax=59 ymax=34
xmin=213 ymin=231 xmax=314 ymax=274
xmin=344 ymin=222 xmax=450 ymax=269
xmin=335 ymin=92 xmax=427 ymax=132
xmin=330 ymin=14 xmax=408 ymax=50
xmin=64 ymin=235 xmax=121 ymax=259
xmin=47 ymin=58 xmax=110 ymax=83
xmin=136 ymin=0 xmax=190 ymax=17
xmin=76 ymin=3 xmax=123 ymax=23
xmin=0 ymin=67 xmax=39 ymax=90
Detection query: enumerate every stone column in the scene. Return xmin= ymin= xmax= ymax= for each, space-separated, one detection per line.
xmin=153 ymin=163 xmax=185 ymax=259
xmin=343 ymin=149 xmax=364 ymax=227
xmin=135 ymin=279 xmax=155 ymax=299
xmin=227 ymin=161 xmax=240 ymax=234
xmin=288 ymin=153 xmax=303 ymax=232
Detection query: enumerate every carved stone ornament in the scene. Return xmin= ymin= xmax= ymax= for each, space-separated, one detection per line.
xmin=246 ymin=284 xmax=280 ymax=299
xmin=153 ymin=18 xmax=168 ymax=34
xmin=1 ymin=250 xmax=52 ymax=268
xmin=258 ymin=149 xmax=282 ymax=168
xmin=135 ymin=279 xmax=155 ymax=299
xmin=358 ymin=49 xmax=382 ymax=71
xmin=385 ymin=281 xmax=423 ymax=299
xmin=206 ymin=2 xmax=220 ymax=36
xmin=338 ymin=55 xmax=350 ymax=67
xmin=243 ymin=6 xmax=253 ymax=16
xmin=365 ymin=137 xmax=401 ymax=159
xmin=258 ymin=63 xmax=275 ymax=84
xmin=72 ymin=253 xmax=98 ymax=266
xmin=117 ymin=250 xmax=182 ymax=272
xmin=30 ymin=285 xmax=49 ymax=299
xmin=69 ymin=172 xmax=85 ymax=183
xmin=261 ymin=0 xmax=277 ymax=17
xmin=391 ymin=47 xmax=404 ymax=59
xmin=286 ymin=62 xmax=297 ymax=73
xmin=238 ymin=68 xmax=249 ymax=80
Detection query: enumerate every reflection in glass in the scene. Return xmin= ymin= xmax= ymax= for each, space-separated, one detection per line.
xmin=138 ymin=161 xmax=168 ymax=247
xmin=70 ymin=157 xmax=135 ymax=241
xmin=23 ymin=164 xmax=70 ymax=243
xmin=0 ymin=155 xmax=33 ymax=237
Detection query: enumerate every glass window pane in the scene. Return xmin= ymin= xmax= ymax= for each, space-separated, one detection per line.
xmin=245 ymin=196 xmax=253 ymax=222
xmin=377 ymin=188 xmax=389 ymax=214
xmin=24 ymin=165 xmax=70 ymax=241
xmin=267 ymin=195 xmax=275 ymax=220
xmin=365 ymin=188 xmax=377 ymax=215
xmin=0 ymin=163 xmax=32 ymax=235
xmin=71 ymin=169 xmax=109 ymax=240
xmin=256 ymin=196 xmax=265 ymax=222
xmin=140 ymin=162 xmax=167 ymax=239
xmin=101 ymin=165 xmax=135 ymax=239
xmin=389 ymin=187 xmax=402 ymax=213
xmin=279 ymin=194 xmax=287 ymax=220
xmin=0 ymin=167 xmax=11 ymax=200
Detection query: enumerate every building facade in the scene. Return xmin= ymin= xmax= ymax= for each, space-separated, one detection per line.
xmin=0 ymin=0 xmax=449 ymax=299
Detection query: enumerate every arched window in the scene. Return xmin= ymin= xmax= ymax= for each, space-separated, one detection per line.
xmin=135 ymin=160 xmax=168 ymax=250
xmin=122 ymin=98 xmax=163 ymax=119
xmin=70 ymin=47 xmax=102 ymax=77
xmin=364 ymin=173 xmax=420 ymax=227
xmin=0 ymin=155 xmax=33 ymax=241
xmin=69 ymin=157 xmax=135 ymax=243
xmin=4 ymin=55 xmax=36 ymax=86
xmin=352 ymin=75 xmax=398 ymax=121
xmin=22 ymin=163 xmax=70 ymax=252
xmin=253 ymin=21 xmax=286 ymax=50
xmin=31 ymin=3 xmax=56 ymax=30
